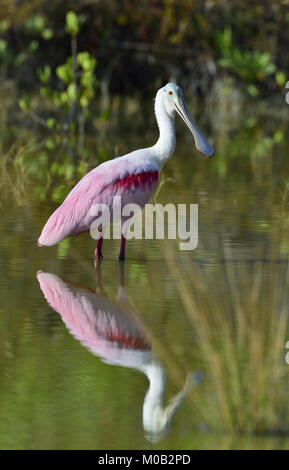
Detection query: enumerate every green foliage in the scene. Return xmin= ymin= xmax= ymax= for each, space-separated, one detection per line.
xmin=18 ymin=95 xmax=31 ymax=111
xmin=216 ymin=28 xmax=278 ymax=96
xmin=25 ymin=14 xmax=46 ymax=33
xmin=17 ymin=10 xmax=98 ymax=152
xmin=56 ymin=58 xmax=74 ymax=84
xmin=24 ymin=14 xmax=53 ymax=40
xmin=0 ymin=39 xmax=7 ymax=60
xmin=0 ymin=13 xmax=53 ymax=70
xmin=77 ymin=52 xmax=97 ymax=108
xmin=0 ymin=20 xmax=9 ymax=33
xmin=65 ymin=11 xmax=79 ymax=37
xmin=275 ymin=71 xmax=287 ymax=87
xmin=37 ymin=65 xmax=51 ymax=84
xmin=55 ymin=52 xmax=97 ymax=108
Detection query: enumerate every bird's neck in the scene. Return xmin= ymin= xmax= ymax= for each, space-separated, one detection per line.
xmin=142 ymin=361 xmax=166 ymax=432
xmin=152 ymin=99 xmax=176 ymax=169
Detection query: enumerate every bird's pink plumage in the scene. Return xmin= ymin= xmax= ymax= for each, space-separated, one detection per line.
xmin=36 ymin=272 xmax=151 ymax=357
xmin=38 ymin=152 xmax=159 ymax=246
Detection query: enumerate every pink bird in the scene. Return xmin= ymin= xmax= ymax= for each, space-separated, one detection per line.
xmin=36 ymin=266 xmax=152 ymax=363
xmin=36 ymin=265 xmax=203 ymax=440
xmin=38 ymin=83 xmax=214 ymax=260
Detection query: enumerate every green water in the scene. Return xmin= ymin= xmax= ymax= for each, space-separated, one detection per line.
xmin=1 ymin=96 xmax=289 ymax=449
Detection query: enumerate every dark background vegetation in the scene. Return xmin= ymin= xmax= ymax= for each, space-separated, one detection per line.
xmin=0 ymin=0 xmax=288 ymax=204
xmin=1 ymin=0 xmax=288 ymax=97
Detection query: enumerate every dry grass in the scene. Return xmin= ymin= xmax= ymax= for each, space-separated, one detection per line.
xmin=164 ymin=241 xmax=289 ymax=435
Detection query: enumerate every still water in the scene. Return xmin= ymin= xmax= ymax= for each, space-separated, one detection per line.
xmin=1 ymin=96 xmax=289 ymax=449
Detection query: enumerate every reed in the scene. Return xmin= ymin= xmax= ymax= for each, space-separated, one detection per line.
xmin=164 ymin=241 xmax=289 ymax=435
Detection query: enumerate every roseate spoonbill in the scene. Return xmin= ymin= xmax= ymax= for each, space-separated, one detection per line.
xmin=38 ymin=83 xmax=214 ymax=260
xmin=36 ymin=264 xmax=203 ymax=441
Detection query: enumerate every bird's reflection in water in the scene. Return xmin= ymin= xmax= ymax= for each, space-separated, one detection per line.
xmin=37 ymin=264 xmax=202 ymax=442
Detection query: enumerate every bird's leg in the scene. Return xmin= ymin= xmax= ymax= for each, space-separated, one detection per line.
xmin=95 ymin=260 xmax=107 ymax=296
xmin=94 ymin=235 xmax=103 ymax=260
xmin=118 ymin=235 xmax=126 ymax=261
xmin=116 ymin=261 xmax=128 ymax=302
xmin=119 ymin=261 xmax=125 ymax=286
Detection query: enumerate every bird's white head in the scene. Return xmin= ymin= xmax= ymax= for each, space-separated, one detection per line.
xmin=156 ymin=83 xmax=214 ymax=157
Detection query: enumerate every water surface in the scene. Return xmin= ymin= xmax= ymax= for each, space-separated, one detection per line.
xmin=1 ymin=97 xmax=289 ymax=449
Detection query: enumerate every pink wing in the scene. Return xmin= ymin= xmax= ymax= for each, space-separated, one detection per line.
xmin=36 ymin=271 xmax=151 ymax=362
xmin=38 ymin=152 xmax=159 ymax=246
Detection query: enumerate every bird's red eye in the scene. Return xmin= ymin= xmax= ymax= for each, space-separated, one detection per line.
xmin=168 ymin=91 xmax=173 ymax=95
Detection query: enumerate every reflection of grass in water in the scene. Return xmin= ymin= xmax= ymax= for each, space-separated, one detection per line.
xmin=57 ymin=238 xmax=71 ymax=259
xmin=0 ymin=148 xmax=30 ymax=206
xmin=164 ymin=241 xmax=289 ymax=435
